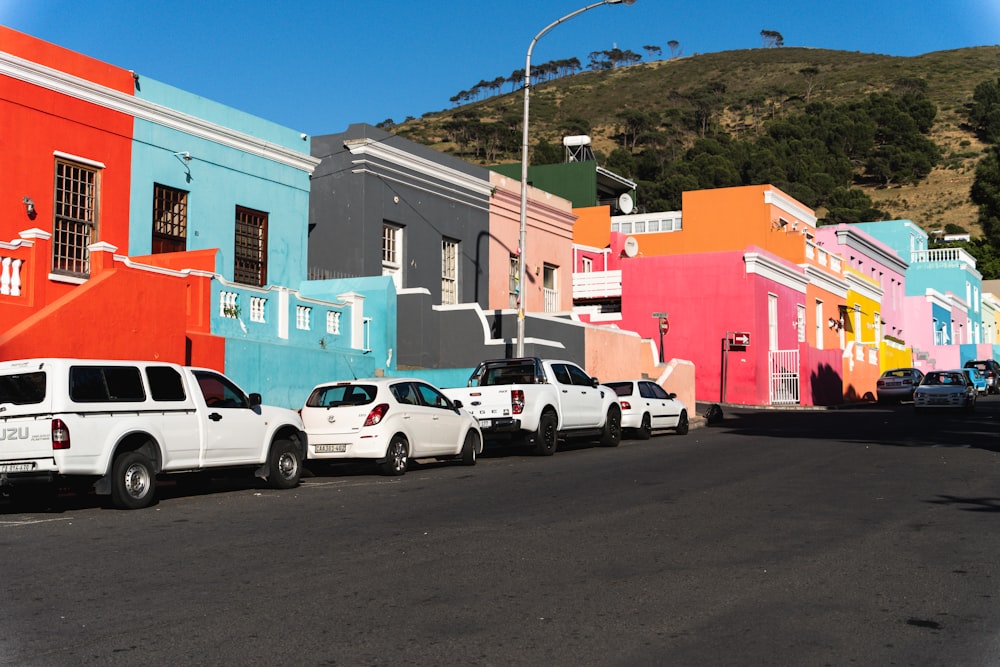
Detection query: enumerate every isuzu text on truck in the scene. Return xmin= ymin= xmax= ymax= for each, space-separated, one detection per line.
xmin=442 ymin=357 xmax=621 ymax=455
xmin=0 ymin=358 xmax=307 ymax=509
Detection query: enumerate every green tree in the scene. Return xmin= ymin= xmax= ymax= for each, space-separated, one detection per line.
xmin=971 ymin=146 xmax=1000 ymax=245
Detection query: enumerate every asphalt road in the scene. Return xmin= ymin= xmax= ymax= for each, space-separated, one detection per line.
xmin=3 ymin=398 xmax=1000 ymax=666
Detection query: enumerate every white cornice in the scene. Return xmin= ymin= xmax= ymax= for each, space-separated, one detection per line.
xmin=763 ymin=189 xmax=817 ymax=227
xmin=832 ymin=226 xmax=909 ymax=273
xmin=802 ymin=264 xmax=849 ymax=298
xmin=923 ymin=288 xmax=951 ymax=310
xmin=845 ymin=271 xmax=884 ymax=302
xmin=0 ymin=51 xmax=321 ymax=174
xmin=345 ymin=137 xmax=494 ymax=198
xmin=744 ymin=252 xmax=808 ymax=293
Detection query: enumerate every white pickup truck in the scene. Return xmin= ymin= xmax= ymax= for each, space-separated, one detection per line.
xmin=0 ymin=358 xmax=307 ymax=509
xmin=442 ymin=357 xmax=621 ymax=455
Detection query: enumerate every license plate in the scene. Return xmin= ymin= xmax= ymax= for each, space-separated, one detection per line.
xmin=0 ymin=462 xmax=36 ymax=473
xmin=315 ymin=444 xmax=348 ymax=453
xmin=478 ymin=419 xmax=493 ymax=428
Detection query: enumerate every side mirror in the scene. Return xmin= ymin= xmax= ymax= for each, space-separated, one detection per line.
xmin=668 ymin=392 xmax=677 ymax=400
xmin=591 ymin=377 xmax=600 ymax=388
xmin=452 ymin=399 xmax=464 ymax=409
xmin=249 ymin=392 xmax=262 ymax=408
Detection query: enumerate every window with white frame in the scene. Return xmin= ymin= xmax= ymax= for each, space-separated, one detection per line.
xmin=768 ymin=293 xmax=778 ymax=350
xmin=543 ymin=264 xmax=558 ymax=313
xmin=53 ymin=158 xmax=100 ymax=277
xmin=382 ymin=223 xmax=403 ymax=289
xmin=441 ymin=238 xmax=458 ymax=305
xmin=853 ymin=304 xmax=862 ymax=343
xmin=581 ymin=257 xmax=593 ymax=272
xmin=815 ymin=299 xmax=824 ymax=350
xmin=326 ymin=311 xmax=341 ymax=335
xmin=296 ymin=305 xmax=312 ymax=330
xmin=797 ymin=304 xmax=806 ymax=343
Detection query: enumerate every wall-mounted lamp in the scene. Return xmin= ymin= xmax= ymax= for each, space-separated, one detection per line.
xmin=771 ymin=219 xmax=789 ymax=231
xmin=173 ymin=151 xmax=192 ymax=162
xmin=22 ymin=196 xmax=35 ymax=217
xmin=827 ymin=317 xmax=844 ymax=331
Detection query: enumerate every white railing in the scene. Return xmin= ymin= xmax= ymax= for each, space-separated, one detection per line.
xmin=543 ymin=288 xmax=558 ymax=313
xmin=572 ymin=270 xmax=622 ymax=300
xmin=912 ymin=247 xmax=977 ymax=268
xmin=1 ymin=256 xmax=23 ymax=296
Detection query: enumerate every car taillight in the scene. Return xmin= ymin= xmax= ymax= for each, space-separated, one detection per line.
xmin=364 ymin=404 xmax=389 ymax=426
xmin=51 ymin=418 xmax=70 ymax=450
xmin=619 ymin=400 xmax=632 ymax=410
xmin=511 ymin=389 xmax=524 ymax=415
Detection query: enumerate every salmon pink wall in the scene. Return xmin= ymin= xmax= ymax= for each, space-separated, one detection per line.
xmin=489 ymin=172 xmax=575 ymax=312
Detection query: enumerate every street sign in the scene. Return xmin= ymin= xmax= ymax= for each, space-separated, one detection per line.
xmin=730 ymin=332 xmax=751 ymax=346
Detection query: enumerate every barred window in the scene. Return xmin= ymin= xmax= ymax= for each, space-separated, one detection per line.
xmin=326 ymin=311 xmax=341 ymax=335
xmin=152 ymin=183 xmax=188 ymax=253
xmin=53 ymin=159 xmax=99 ymax=276
xmin=234 ymin=206 xmax=268 ymax=287
xmin=442 ymin=238 xmax=458 ymax=305
xmin=296 ymin=305 xmax=312 ymax=330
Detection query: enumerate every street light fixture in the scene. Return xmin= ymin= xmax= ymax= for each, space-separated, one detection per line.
xmin=515 ymin=0 xmax=637 ymax=357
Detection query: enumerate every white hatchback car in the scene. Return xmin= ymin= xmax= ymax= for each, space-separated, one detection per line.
xmin=301 ymin=378 xmax=482 ymax=475
xmin=605 ymin=380 xmax=689 ymax=439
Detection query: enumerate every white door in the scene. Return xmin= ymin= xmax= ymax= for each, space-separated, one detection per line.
xmin=412 ymin=382 xmax=464 ymax=455
xmin=194 ymin=371 xmax=266 ymax=465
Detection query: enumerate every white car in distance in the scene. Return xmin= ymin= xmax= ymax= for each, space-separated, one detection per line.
xmin=301 ymin=378 xmax=482 ymax=475
xmin=605 ymin=380 xmax=689 ymax=439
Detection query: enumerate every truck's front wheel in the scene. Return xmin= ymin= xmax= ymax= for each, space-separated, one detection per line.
xmin=600 ymin=407 xmax=622 ymax=447
xmin=268 ymin=438 xmax=302 ymax=489
xmin=533 ymin=412 xmax=558 ymax=456
xmin=111 ymin=451 xmax=156 ymax=510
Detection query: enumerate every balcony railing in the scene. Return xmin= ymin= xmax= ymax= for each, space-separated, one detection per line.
xmin=572 ymin=270 xmax=622 ymax=300
xmin=543 ymin=288 xmax=558 ymax=313
xmin=0 ymin=256 xmax=24 ymax=296
xmin=912 ymin=247 xmax=977 ymax=268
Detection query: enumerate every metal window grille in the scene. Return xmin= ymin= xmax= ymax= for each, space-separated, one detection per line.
xmin=152 ymin=183 xmax=188 ymax=253
xmin=53 ymin=159 xmax=98 ymax=276
xmin=234 ymin=206 xmax=267 ymax=287
xmin=442 ymin=239 xmax=458 ymax=305
xmin=543 ymin=264 xmax=557 ymax=313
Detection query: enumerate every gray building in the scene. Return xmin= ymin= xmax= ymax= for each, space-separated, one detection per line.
xmin=309 ymin=124 xmax=493 ymax=308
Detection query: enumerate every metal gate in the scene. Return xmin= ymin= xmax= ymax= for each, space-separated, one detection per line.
xmin=769 ymin=349 xmax=800 ymax=405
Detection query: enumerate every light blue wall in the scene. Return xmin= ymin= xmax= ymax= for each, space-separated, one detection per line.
xmin=129 ymin=77 xmax=311 ymax=288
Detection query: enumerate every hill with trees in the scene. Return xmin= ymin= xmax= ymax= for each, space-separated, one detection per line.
xmin=388 ymin=45 xmax=1000 ymax=275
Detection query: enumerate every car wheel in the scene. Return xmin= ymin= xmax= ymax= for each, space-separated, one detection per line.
xmin=460 ymin=431 xmax=479 ymax=466
xmin=533 ymin=411 xmax=558 ymax=456
xmin=379 ymin=435 xmax=409 ymax=476
xmin=600 ymin=407 xmax=621 ymax=447
xmin=675 ymin=410 xmax=689 ymax=436
xmin=635 ymin=413 xmax=652 ymax=440
xmin=110 ymin=450 xmax=156 ymax=510
xmin=268 ymin=438 xmax=302 ymax=489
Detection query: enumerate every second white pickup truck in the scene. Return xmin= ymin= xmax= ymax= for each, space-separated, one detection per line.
xmin=0 ymin=358 xmax=307 ymax=509
xmin=442 ymin=357 xmax=621 ymax=455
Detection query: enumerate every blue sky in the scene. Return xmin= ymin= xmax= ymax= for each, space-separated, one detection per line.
xmin=2 ymin=0 xmax=999 ymax=138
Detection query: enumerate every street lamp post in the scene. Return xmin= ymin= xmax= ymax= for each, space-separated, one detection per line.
xmin=515 ymin=0 xmax=637 ymax=358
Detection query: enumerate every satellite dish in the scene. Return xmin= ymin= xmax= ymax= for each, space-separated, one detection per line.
xmin=618 ymin=192 xmax=634 ymax=214
xmin=624 ymin=236 xmax=639 ymax=257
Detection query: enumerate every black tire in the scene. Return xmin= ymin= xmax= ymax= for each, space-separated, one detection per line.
xmin=110 ymin=450 xmax=156 ymax=510
xmin=379 ymin=435 xmax=409 ymax=476
xmin=533 ymin=411 xmax=558 ymax=456
xmin=600 ymin=407 xmax=622 ymax=447
xmin=460 ymin=431 xmax=479 ymax=466
xmin=268 ymin=438 xmax=302 ymax=489
xmin=675 ymin=410 xmax=689 ymax=435
xmin=635 ymin=413 xmax=652 ymax=440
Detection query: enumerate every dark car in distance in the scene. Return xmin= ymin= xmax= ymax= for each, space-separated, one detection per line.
xmin=876 ymin=368 xmax=924 ymax=403
xmin=963 ymin=359 xmax=1000 ymax=394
